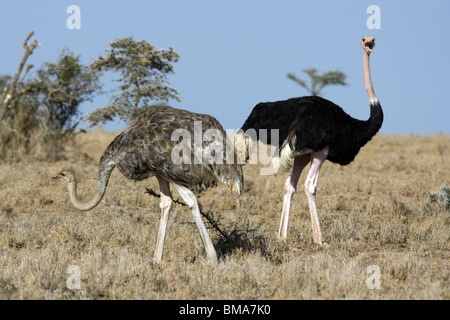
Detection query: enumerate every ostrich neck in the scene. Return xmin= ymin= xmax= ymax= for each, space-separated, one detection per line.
xmin=67 ymin=181 xmax=104 ymax=211
xmin=363 ymin=51 xmax=377 ymax=102
xmin=359 ymin=50 xmax=383 ymax=144
xmin=67 ymin=159 xmax=115 ymax=211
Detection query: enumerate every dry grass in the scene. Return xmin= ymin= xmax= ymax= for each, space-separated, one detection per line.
xmin=0 ymin=128 xmax=448 ymax=299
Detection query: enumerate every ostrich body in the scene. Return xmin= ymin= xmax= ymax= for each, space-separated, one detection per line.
xmin=238 ymin=36 xmax=382 ymax=245
xmin=54 ymin=105 xmax=243 ymax=263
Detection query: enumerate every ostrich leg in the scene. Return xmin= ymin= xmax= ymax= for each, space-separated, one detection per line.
xmin=153 ymin=176 xmax=173 ymax=264
xmin=173 ymin=184 xmax=217 ymax=261
xmin=278 ymin=155 xmax=310 ymax=239
xmin=304 ymin=146 xmax=329 ymax=245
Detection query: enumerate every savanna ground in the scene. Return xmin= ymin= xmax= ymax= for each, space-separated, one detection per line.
xmin=0 ymin=128 xmax=448 ymax=300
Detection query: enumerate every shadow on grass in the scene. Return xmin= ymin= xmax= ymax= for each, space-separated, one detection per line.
xmin=199 ymin=202 xmax=291 ymax=264
xmin=145 ymin=188 xmax=286 ymax=263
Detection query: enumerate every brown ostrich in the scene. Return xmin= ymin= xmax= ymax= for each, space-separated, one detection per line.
xmin=54 ymin=106 xmax=243 ymax=263
xmin=236 ymin=36 xmax=383 ymax=245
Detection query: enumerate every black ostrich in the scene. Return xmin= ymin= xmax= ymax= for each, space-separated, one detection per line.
xmin=54 ymin=106 xmax=243 ymax=263
xmin=237 ymin=36 xmax=383 ymax=245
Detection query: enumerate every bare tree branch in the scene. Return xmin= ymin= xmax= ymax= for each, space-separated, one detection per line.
xmin=0 ymin=30 xmax=39 ymax=122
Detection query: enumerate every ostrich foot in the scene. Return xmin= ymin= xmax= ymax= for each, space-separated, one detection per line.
xmin=318 ymin=242 xmax=329 ymax=248
xmin=312 ymin=232 xmax=329 ymax=247
xmin=313 ymin=239 xmax=329 ymax=248
xmin=277 ymin=233 xmax=288 ymax=241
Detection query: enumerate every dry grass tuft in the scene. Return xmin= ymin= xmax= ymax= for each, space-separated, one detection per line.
xmin=0 ymin=130 xmax=449 ymax=299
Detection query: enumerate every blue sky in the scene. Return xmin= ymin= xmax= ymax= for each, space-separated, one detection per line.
xmin=1 ymin=0 xmax=449 ymax=135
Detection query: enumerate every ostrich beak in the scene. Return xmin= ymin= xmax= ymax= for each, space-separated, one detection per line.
xmin=52 ymin=174 xmax=63 ymax=180
xmin=362 ymin=36 xmax=375 ymax=54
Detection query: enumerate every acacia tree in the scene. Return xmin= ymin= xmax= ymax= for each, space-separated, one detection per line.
xmin=86 ymin=37 xmax=180 ymax=126
xmin=0 ymin=31 xmax=102 ymax=161
xmin=287 ymin=68 xmax=347 ymax=96
xmin=28 ymin=49 xmax=101 ymax=135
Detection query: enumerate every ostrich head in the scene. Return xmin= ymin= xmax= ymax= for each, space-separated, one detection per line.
xmin=362 ymin=36 xmax=375 ymax=55
xmin=53 ymin=170 xmax=75 ymax=184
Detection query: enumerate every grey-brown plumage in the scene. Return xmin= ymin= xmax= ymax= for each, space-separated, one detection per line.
xmin=102 ymin=105 xmax=243 ymax=191
xmin=54 ymin=105 xmax=243 ymax=263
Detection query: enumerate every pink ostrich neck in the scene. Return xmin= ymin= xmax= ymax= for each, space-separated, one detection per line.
xmin=363 ymin=51 xmax=377 ymax=103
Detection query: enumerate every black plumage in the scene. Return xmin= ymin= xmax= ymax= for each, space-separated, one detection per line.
xmin=237 ymin=36 xmax=382 ymax=244
xmin=241 ymin=95 xmax=383 ymax=165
